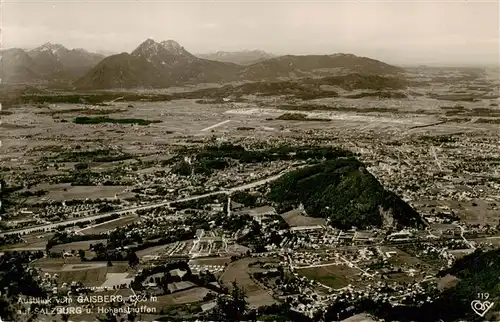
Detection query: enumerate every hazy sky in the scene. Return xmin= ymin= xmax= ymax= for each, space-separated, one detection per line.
xmin=2 ymin=0 xmax=499 ymax=66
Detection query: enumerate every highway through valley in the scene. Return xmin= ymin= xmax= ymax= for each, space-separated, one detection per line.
xmin=0 ymin=169 xmax=293 ymax=237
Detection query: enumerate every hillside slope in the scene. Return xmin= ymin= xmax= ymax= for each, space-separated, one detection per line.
xmin=429 ymin=248 xmax=500 ymax=321
xmin=240 ymin=53 xmax=404 ymax=80
xmin=1 ymin=49 xmax=39 ymax=83
xmin=75 ymin=39 xmax=241 ymax=89
xmin=1 ymin=43 xmax=104 ymax=84
xmin=365 ymin=249 xmax=500 ymax=321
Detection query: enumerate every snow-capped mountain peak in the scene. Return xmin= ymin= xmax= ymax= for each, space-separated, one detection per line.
xmin=160 ymin=40 xmax=183 ymax=54
xmin=131 ymin=38 xmax=193 ymax=61
xmin=131 ymin=39 xmax=162 ymax=58
xmin=74 ymin=48 xmax=90 ymax=54
xmin=32 ymin=42 xmax=67 ymax=55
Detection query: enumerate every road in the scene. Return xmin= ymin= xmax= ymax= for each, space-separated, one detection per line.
xmin=0 ymin=170 xmax=294 ymax=237
xmin=106 ymin=96 xmax=124 ymax=103
xmin=453 ymin=223 xmax=476 ymax=250
xmin=430 ymin=146 xmax=443 ymax=171
xmin=293 ymin=262 xmax=341 ymax=270
xmin=75 ymin=214 xmax=138 ymax=234
xmin=339 ymin=254 xmax=374 ymax=277
xmin=201 ymin=120 xmax=231 ymax=132
xmin=291 ymin=256 xmax=373 ymax=278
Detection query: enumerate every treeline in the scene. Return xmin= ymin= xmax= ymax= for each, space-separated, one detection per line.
xmin=38 ymin=107 xmax=125 ymax=116
xmin=130 ymin=261 xmax=192 ymax=290
xmin=55 ymin=170 xmax=100 ymax=186
xmin=254 ymin=303 xmax=313 ymax=322
xmin=196 ymin=143 xmax=352 ymax=163
xmin=426 ymin=249 xmax=500 ymax=321
xmin=331 ymin=249 xmax=500 ymax=322
xmin=306 ymin=73 xmax=407 ymax=90
xmin=0 ymin=251 xmax=46 ymax=297
xmin=0 ymin=179 xmax=21 ymax=214
xmin=231 ymin=191 xmax=259 ymax=207
xmin=171 ymin=143 xmax=355 ymax=180
xmin=46 ymin=148 xmax=134 ymax=163
xmin=177 ymin=74 xmax=406 ymax=100
xmin=17 ymin=189 xmax=47 ymax=198
xmin=275 ymin=113 xmax=331 ymax=122
xmin=172 ymin=158 xmax=229 ymax=176
xmin=130 ymin=230 xmax=194 ymax=253
xmin=19 ymin=74 xmax=407 ymax=106
xmin=73 ymin=116 xmax=162 ymax=126
xmin=130 ymin=260 xmax=221 ymax=296
xmin=170 ymin=195 xmax=224 ymax=210
xmin=419 ymin=135 xmax=458 ymax=144
xmin=46 ymin=231 xmax=108 ymax=250
xmin=344 ymin=91 xmax=407 ymax=99
xmin=0 ymin=234 xmax=23 ymax=245
xmin=20 ymin=93 xmax=174 ymax=104
xmin=89 ymin=228 xmax=194 ymax=261
xmin=174 ymin=81 xmax=335 ymax=100
xmin=171 ymin=143 xmax=354 ymax=178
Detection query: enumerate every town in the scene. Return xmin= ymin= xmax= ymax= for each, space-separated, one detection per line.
xmin=1 ymin=1 xmax=499 ymax=321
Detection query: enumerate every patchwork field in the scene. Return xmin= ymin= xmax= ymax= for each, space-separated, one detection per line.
xmin=32 ymin=259 xmax=132 ymax=287
xmin=35 ymin=184 xmax=132 ymax=201
xmin=220 ymin=257 xmax=277 ymax=308
xmin=281 ymin=209 xmax=326 ymax=227
xmin=189 ymin=256 xmax=231 ymax=266
xmin=152 ymin=287 xmax=214 ymax=306
xmin=51 ymin=239 xmax=107 ymax=252
xmin=80 ymin=215 xmax=139 ymax=235
xmin=296 ymin=264 xmax=359 ymax=289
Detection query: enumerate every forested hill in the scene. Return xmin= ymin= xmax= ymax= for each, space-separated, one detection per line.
xmin=429 ymin=248 xmax=500 ymax=321
xmin=331 ymin=249 xmax=500 ymax=322
xmin=268 ymin=159 xmax=425 ymax=230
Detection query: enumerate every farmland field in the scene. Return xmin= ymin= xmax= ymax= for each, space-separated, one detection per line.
xmin=189 ymin=256 xmax=231 ymax=266
xmin=152 ymin=287 xmax=214 ymax=306
xmin=296 ymin=264 xmax=359 ymax=289
xmin=80 ymin=215 xmax=139 ymax=235
xmin=51 ymin=239 xmax=107 ymax=252
xmin=220 ymin=257 xmax=277 ymax=308
xmin=281 ymin=209 xmax=326 ymax=227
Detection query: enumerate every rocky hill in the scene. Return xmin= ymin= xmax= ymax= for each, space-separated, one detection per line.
xmin=268 ymin=159 xmax=424 ymax=230
xmin=75 ymin=39 xmax=241 ymax=89
xmin=0 ymin=49 xmax=39 ymax=83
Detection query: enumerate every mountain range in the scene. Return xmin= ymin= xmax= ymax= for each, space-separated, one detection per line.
xmin=77 ymin=39 xmax=403 ymax=89
xmin=1 ymin=43 xmax=104 ymax=84
xmin=2 ymin=39 xmax=404 ymax=89
xmin=196 ymin=50 xmax=275 ymax=65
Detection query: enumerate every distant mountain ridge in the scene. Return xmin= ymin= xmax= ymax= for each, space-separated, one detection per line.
xmin=196 ymin=50 xmax=275 ymax=65
xmin=239 ymin=53 xmax=404 ymax=80
xmin=1 ymin=43 xmax=104 ymax=84
xmin=75 ymin=39 xmax=242 ymax=89
xmin=77 ymin=39 xmax=403 ymax=89
xmin=2 ymin=39 xmax=404 ymax=88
